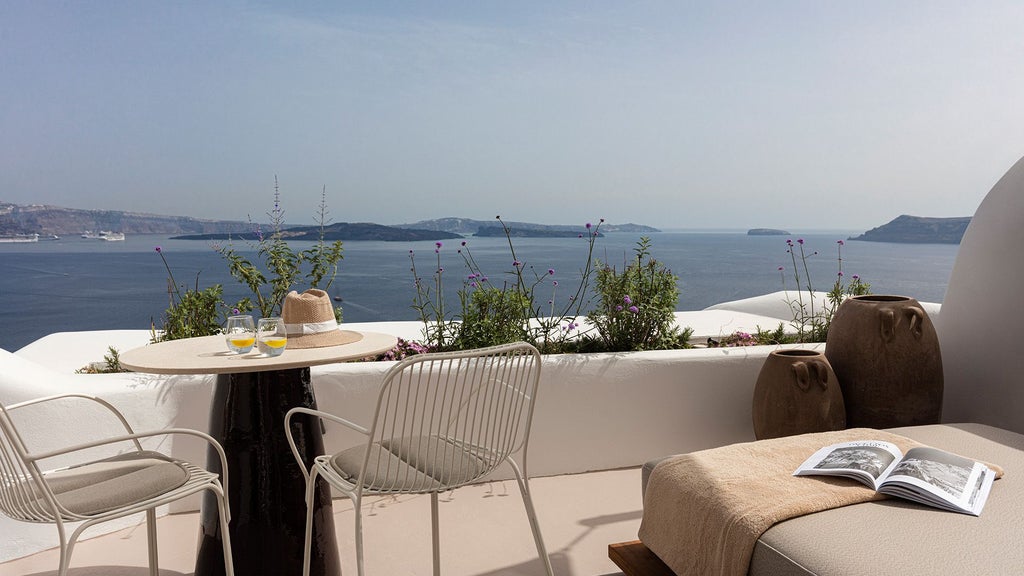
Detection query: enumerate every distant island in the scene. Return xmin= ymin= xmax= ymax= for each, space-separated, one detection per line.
xmin=747 ymin=228 xmax=790 ymax=236
xmin=0 ymin=202 xmax=657 ymax=241
xmin=849 ymin=215 xmax=971 ymax=244
xmin=398 ymin=217 xmax=659 ymax=235
xmin=172 ymin=222 xmax=462 ymax=242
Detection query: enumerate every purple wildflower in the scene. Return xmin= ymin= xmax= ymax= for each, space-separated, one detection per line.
xmin=470 ymin=282 xmax=478 ymax=288
xmin=837 ymin=240 xmax=845 ymax=245
xmin=547 ymin=268 xmax=555 ymax=275
xmin=628 ymin=305 xmax=639 ymax=314
xmin=461 ymin=240 xmax=467 ymax=246
xmin=852 ymin=274 xmax=860 ymax=280
xmin=797 ymin=238 xmax=804 ymax=245
xmin=154 ymin=246 xmax=162 ymax=253
xmin=552 ymin=280 xmax=558 ymax=286
xmin=585 ymin=222 xmax=592 ymax=229
xmin=623 ymin=295 xmax=632 ymax=305
xmin=435 ymin=241 xmax=443 ymax=248
xmin=513 ymin=260 xmax=522 ymax=267
xmin=778 ymin=266 xmax=784 ymax=271
xmin=615 ymin=305 xmax=623 ymax=312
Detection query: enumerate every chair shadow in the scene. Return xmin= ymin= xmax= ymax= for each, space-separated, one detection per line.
xmin=21 ymin=568 xmax=190 ymax=576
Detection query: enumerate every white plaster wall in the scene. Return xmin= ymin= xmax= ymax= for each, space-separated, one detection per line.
xmin=939 ymin=154 xmax=1024 ymax=433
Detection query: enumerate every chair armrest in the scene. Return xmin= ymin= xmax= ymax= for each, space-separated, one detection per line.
xmin=284 ymin=407 xmax=369 ymax=483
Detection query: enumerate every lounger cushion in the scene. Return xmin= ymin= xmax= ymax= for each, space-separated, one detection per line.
xmin=40 ymin=451 xmax=189 ymax=516
xmin=642 ymin=423 xmax=1024 ymax=576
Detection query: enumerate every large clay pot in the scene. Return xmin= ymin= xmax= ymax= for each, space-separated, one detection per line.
xmin=752 ymin=349 xmax=846 ymax=440
xmin=825 ymin=295 xmax=943 ymax=428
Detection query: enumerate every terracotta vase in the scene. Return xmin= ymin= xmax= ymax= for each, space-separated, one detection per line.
xmin=825 ymin=295 xmax=943 ymax=428
xmin=752 ymin=349 xmax=846 ymax=440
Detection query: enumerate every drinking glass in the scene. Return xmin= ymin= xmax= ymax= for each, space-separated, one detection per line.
xmin=256 ymin=317 xmax=288 ymax=357
xmin=224 ymin=315 xmax=255 ymax=353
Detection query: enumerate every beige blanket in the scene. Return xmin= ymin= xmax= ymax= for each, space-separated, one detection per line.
xmin=638 ymin=428 xmax=932 ymax=576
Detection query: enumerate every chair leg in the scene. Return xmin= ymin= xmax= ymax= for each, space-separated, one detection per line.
xmin=353 ymin=491 xmax=365 ymax=576
xmin=146 ymin=508 xmax=159 ymax=576
xmin=302 ymin=469 xmax=318 ymax=576
xmin=510 ymin=463 xmax=555 ymax=576
xmin=431 ymin=492 xmax=441 ymax=576
xmin=215 ymin=487 xmax=236 ymax=576
xmin=54 ymin=520 xmax=71 ymax=576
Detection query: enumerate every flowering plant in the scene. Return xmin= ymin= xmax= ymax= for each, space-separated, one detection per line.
xmin=410 ymin=216 xmax=602 ymax=353
xmin=586 ymin=237 xmax=687 ymax=351
xmin=772 ymin=238 xmax=870 ymax=343
xmin=217 ymin=180 xmax=344 ymax=319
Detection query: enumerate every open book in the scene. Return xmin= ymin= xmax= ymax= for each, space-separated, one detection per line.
xmin=793 ymin=440 xmax=995 ymax=516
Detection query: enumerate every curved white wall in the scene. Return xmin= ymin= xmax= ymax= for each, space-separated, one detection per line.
xmin=939 ymin=155 xmax=1024 ymax=433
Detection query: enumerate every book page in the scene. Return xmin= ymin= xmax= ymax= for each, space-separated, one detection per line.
xmin=878 ymin=446 xmax=994 ymax=515
xmin=793 ymin=440 xmax=902 ymax=489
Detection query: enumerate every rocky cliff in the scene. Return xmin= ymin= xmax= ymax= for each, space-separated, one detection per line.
xmin=849 ymin=215 xmax=971 ymax=244
xmin=0 ymin=202 xmax=251 ymax=236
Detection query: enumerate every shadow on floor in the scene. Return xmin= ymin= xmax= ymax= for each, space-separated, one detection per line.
xmin=21 ymin=568 xmax=189 ymax=576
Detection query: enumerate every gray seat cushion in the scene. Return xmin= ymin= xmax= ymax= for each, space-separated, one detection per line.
xmin=331 ymin=435 xmax=488 ymax=492
xmin=39 ymin=450 xmax=189 ymax=516
xmin=642 ymin=424 xmax=1024 ymax=576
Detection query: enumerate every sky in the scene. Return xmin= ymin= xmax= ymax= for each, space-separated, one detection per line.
xmin=3 ymin=1 xmax=1024 ymax=232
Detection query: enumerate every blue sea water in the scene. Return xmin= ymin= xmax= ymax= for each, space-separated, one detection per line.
xmin=0 ymin=232 xmax=960 ymax=352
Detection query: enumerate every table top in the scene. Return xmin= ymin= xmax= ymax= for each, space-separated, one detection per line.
xmin=119 ymin=330 xmax=398 ymax=375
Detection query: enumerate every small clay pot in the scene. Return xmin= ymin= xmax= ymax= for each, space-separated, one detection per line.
xmin=752 ymin=349 xmax=846 ymax=440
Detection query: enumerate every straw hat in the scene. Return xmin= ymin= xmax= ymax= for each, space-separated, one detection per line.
xmin=281 ymin=289 xmax=360 ymax=349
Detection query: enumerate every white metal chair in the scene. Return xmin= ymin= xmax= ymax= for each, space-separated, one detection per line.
xmin=0 ymin=393 xmax=235 ymax=576
xmin=286 ymin=341 xmax=555 ymax=576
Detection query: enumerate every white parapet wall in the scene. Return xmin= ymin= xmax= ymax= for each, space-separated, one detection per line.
xmin=1 ymin=290 xmax=945 ymax=563
xmin=0 ymin=328 xmax=798 ymax=562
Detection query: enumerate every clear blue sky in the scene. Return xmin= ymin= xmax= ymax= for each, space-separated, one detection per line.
xmin=3 ymin=1 xmax=1023 ymax=231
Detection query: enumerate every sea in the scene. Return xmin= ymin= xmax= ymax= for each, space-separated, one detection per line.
xmin=0 ymin=231 xmax=960 ymax=352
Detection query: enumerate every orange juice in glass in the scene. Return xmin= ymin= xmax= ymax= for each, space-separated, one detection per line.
xmin=224 ymin=315 xmax=255 ymax=353
xmin=256 ymin=317 xmax=288 ymax=357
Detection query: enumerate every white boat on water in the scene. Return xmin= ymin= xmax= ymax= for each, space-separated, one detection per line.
xmin=82 ymin=230 xmax=126 ymax=241
xmin=0 ymin=233 xmax=39 ymax=243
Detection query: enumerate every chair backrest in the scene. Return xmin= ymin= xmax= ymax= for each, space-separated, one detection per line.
xmin=360 ymin=342 xmax=542 ymax=492
xmin=0 ymin=401 xmax=57 ymax=522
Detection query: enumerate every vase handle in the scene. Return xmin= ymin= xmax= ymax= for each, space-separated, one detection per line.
xmin=792 ymin=361 xmax=811 ymax=391
xmin=792 ymin=361 xmax=829 ymax=390
xmin=905 ymin=306 xmax=925 ymax=339
xmin=879 ymin=309 xmax=896 ymax=342
xmin=812 ymin=360 xmax=829 ymax=389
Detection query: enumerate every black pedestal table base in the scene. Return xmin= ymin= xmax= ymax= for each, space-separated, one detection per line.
xmin=196 ymin=368 xmax=341 ymax=576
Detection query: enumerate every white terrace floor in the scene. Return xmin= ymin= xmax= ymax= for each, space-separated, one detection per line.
xmin=0 ymin=467 xmax=640 ymax=576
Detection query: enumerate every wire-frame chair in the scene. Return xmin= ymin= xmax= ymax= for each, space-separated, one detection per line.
xmin=0 ymin=393 xmax=234 ymax=576
xmin=286 ymin=341 xmax=555 ymax=576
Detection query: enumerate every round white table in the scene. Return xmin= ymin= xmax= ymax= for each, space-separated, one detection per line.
xmin=120 ymin=331 xmax=398 ymax=576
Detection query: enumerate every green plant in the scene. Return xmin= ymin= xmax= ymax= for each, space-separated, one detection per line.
xmin=151 ymin=246 xmax=251 ymax=342
xmin=217 ymin=180 xmax=344 ymax=319
xmin=586 ymin=237 xmax=682 ymax=351
xmin=76 ymin=346 xmax=128 ymax=373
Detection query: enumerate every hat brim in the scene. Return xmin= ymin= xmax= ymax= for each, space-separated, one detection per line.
xmin=286 ymin=328 xmax=364 ymax=349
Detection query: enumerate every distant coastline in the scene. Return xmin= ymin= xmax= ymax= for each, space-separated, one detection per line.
xmin=0 ymin=203 xmax=659 ymax=241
